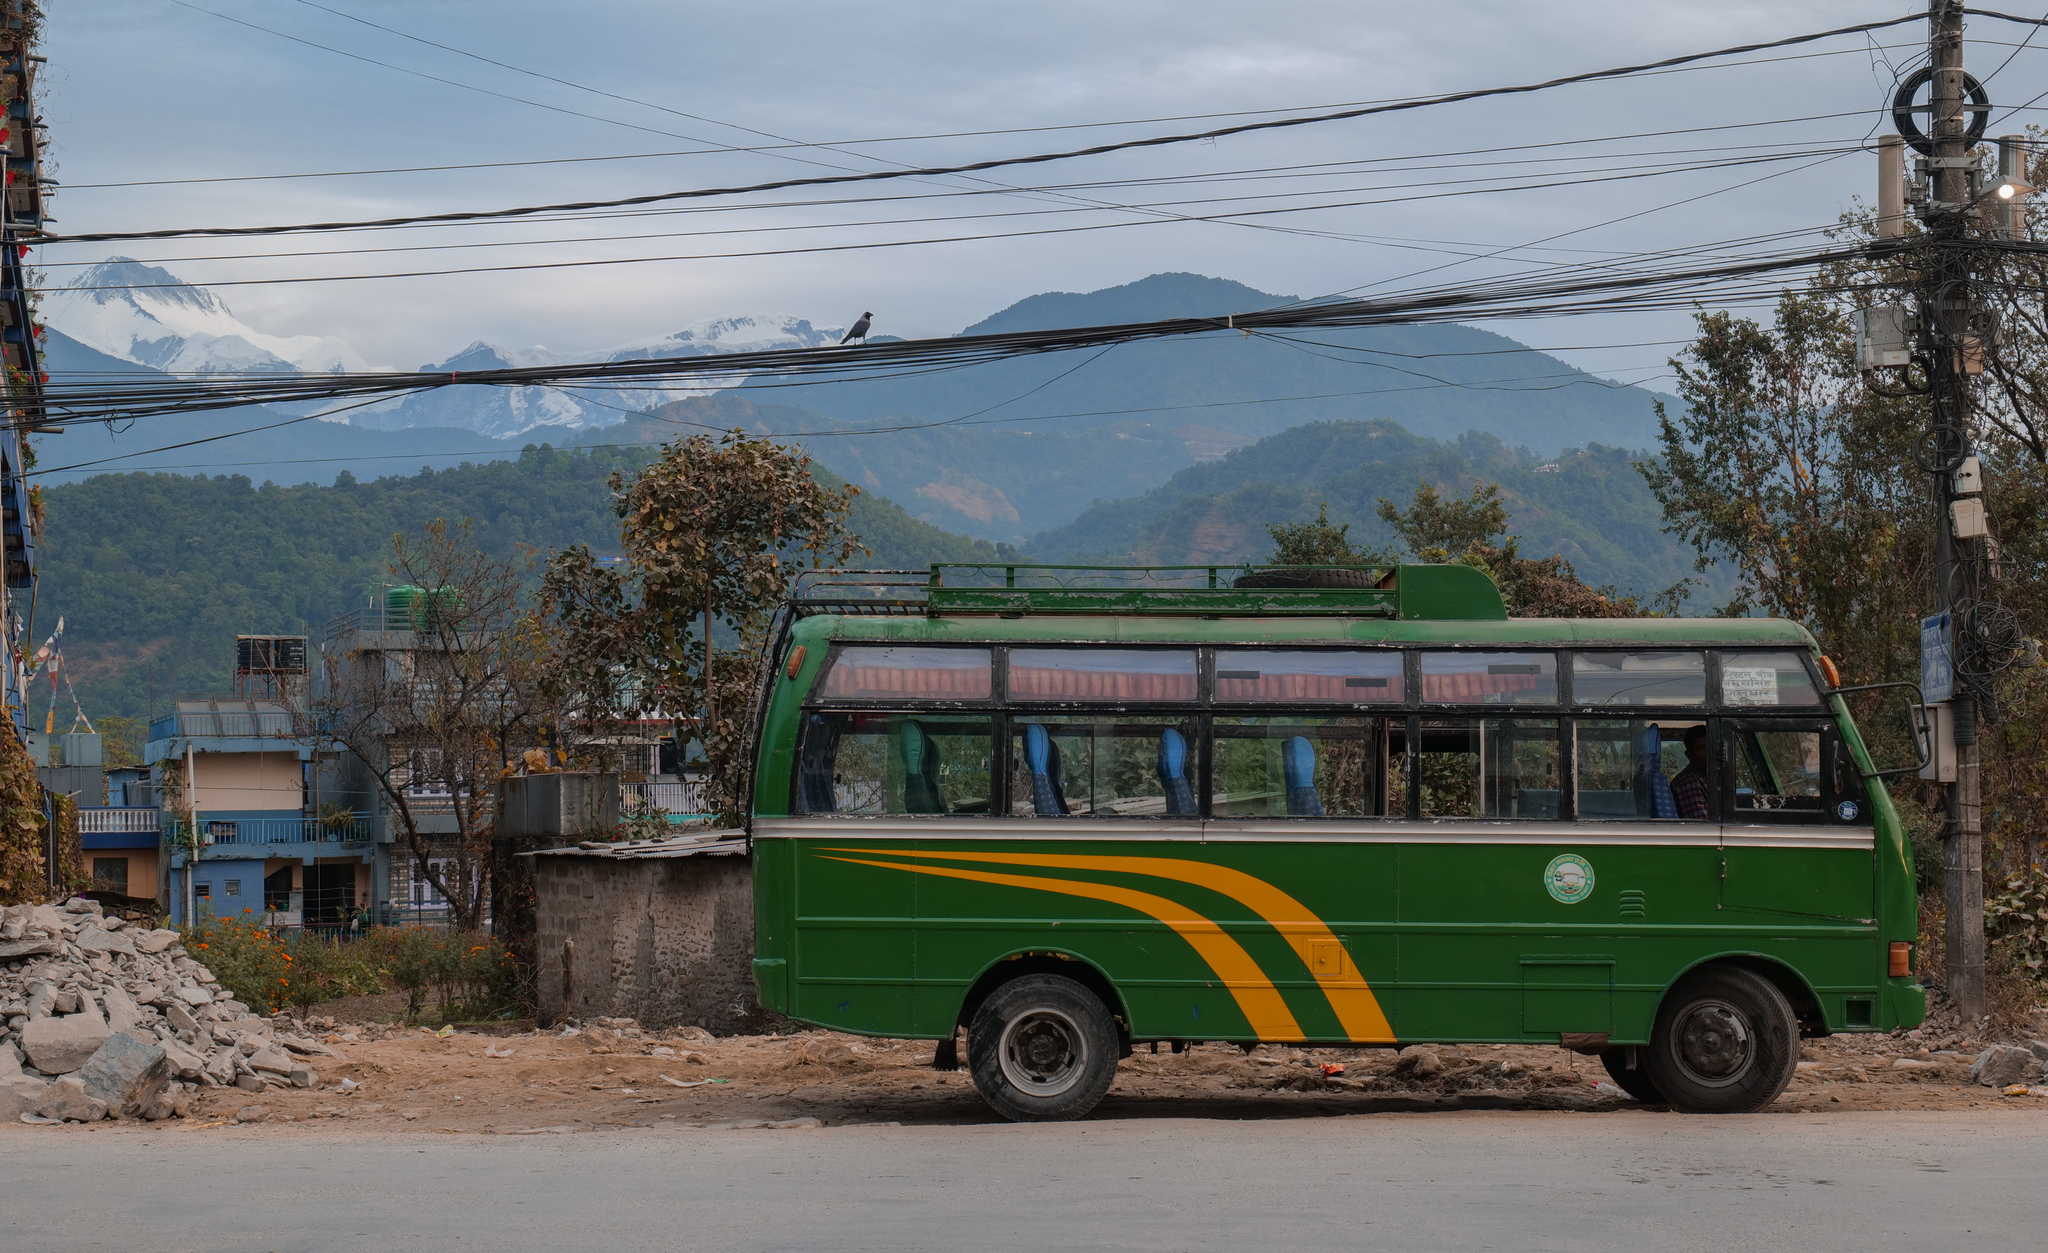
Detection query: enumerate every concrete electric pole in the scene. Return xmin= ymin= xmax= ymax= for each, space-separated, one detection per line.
xmin=1925 ymin=0 xmax=1983 ymax=1019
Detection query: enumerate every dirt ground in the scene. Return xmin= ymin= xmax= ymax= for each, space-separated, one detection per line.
xmin=19 ymin=1008 xmax=2044 ymax=1137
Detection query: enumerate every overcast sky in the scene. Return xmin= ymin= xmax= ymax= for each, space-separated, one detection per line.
xmin=32 ymin=2 xmax=2040 ymax=382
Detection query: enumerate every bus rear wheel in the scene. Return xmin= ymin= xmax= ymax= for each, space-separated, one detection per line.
xmin=1644 ymin=965 xmax=1799 ymax=1114
xmin=967 ymin=974 xmax=1119 ymax=1122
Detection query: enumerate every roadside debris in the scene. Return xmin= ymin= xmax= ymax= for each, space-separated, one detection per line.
xmin=2 ymin=899 xmax=334 ymax=1124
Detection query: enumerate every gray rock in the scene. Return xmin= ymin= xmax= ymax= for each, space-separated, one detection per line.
xmin=0 ymin=1041 xmax=21 ymax=1081
xmin=248 ymin=1045 xmax=294 ymax=1076
xmin=35 ymin=1076 xmax=107 ymax=1122
xmin=0 ymin=937 xmax=60 ymax=959
xmin=1393 ymin=1045 xmax=1442 ymax=1079
xmin=62 ymin=897 xmax=101 ymax=915
xmin=0 ymin=1083 xmax=31 ymax=1122
xmin=174 ymin=986 xmax=212 ymax=1007
xmin=24 ymin=985 xmax=54 ymax=1020
xmin=201 ymin=1050 xmax=236 ymax=1087
xmin=19 ymin=1014 xmax=112 ymax=1075
xmin=76 ymin=927 xmax=136 ymax=956
xmin=1968 ymin=1043 xmax=2041 ymax=1087
xmin=289 ymin=1066 xmax=316 ymax=1088
xmin=236 ymin=1103 xmax=270 ymax=1122
xmin=2027 ymin=1039 xmax=2048 ymax=1063
xmin=99 ymin=987 xmax=142 ymax=1035
xmin=135 ymin=929 xmax=180 ymax=955
xmin=234 ymin=1074 xmax=266 ymax=1092
xmin=77 ymin=1032 xmax=170 ymax=1117
xmin=51 ymin=990 xmax=80 ymax=1015
xmin=164 ymin=1002 xmax=200 ymax=1037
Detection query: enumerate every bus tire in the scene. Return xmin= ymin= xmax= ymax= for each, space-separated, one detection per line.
xmin=967 ymin=973 xmax=1119 ymax=1122
xmin=1643 ymin=965 xmax=1799 ymax=1114
xmin=1599 ymin=1048 xmax=1665 ymax=1104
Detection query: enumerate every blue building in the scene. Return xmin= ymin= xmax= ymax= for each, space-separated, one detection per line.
xmin=149 ymin=640 xmax=377 ymax=927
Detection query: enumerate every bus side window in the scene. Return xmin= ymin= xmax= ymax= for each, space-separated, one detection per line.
xmin=1418 ymin=718 xmax=1559 ymax=820
xmin=1008 ymin=716 xmax=1200 ymax=818
xmin=796 ymin=712 xmax=993 ymax=816
xmin=1210 ymin=717 xmax=1374 ymax=819
xmin=1575 ymin=719 xmax=1709 ymax=820
xmin=1725 ymin=724 xmax=1825 ymax=817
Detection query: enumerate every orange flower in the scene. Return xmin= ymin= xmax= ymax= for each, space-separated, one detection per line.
xmin=198 ymin=943 xmax=209 ymax=949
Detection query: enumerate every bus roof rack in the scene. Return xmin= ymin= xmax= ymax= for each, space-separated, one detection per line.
xmin=791 ymin=563 xmax=1507 ymax=620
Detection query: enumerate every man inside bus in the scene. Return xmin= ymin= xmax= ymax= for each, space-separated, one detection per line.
xmin=1670 ymin=724 xmax=1710 ymax=819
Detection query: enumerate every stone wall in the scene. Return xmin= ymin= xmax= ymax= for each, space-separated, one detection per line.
xmin=530 ymin=852 xmax=760 ymax=1033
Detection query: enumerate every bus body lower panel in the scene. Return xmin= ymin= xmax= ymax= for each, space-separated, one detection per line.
xmin=759 ymin=821 xmax=1893 ymax=1043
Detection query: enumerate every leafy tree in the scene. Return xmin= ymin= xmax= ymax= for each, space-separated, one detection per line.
xmin=1374 ymin=480 xmax=1650 ymax=618
xmin=1264 ymin=502 xmax=1388 ymax=566
xmin=545 ymin=433 xmax=862 ymax=818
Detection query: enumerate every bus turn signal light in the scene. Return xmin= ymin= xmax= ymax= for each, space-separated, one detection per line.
xmin=1817 ymin=655 xmax=1841 ymax=689
xmin=785 ymin=645 xmax=807 ymax=680
xmin=1890 ymin=942 xmax=1912 ymax=977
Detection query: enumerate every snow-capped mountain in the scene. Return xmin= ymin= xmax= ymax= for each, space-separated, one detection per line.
xmin=43 ymin=259 xmax=847 ymax=438
xmin=44 ymin=258 xmax=378 ymax=376
xmin=363 ymin=313 xmax=846 ymax=438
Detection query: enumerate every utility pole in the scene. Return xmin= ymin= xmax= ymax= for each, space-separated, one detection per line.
xmin=1924 ymin=0 xmax=1984 ymax=1020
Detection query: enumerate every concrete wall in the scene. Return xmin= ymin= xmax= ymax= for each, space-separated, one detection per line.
xmin=531 ymin=853 xmax=761 ymax=1033
xmin=194 ymin=752 xmax=304 ymax=812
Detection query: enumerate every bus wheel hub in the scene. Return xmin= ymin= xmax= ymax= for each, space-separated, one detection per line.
xmin=1001 ymin=1009 xmax=1085 ymax=1096
xmin=1675 ymin=1001 xmax=1753 ymax=1083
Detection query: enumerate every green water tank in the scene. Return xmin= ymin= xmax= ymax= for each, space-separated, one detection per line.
xmin=385 ymin=585 xmax=424 ymax=628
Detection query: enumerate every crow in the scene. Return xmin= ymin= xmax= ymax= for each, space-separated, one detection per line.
xmin=840 ymin=312 xmax=873 ymax=345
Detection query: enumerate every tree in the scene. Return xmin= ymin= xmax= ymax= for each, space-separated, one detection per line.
xmin=1264 ymin=503 xmax=1389 ymax=566
xmin=544 ymin=433 xmax=862 ymax=818
xmin=320 ymin=520 xmax=549 ymax=932
xmin=1373 ymin=480 xmax=1651 ymax=618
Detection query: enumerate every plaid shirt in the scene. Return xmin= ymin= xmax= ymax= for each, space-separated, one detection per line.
xmin=1670 ymin=764 xmax=1710 ymax=819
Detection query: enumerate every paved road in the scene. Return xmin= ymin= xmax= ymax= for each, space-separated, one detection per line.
xmin=5 ymin=1110 xmax=2044 ymax=1251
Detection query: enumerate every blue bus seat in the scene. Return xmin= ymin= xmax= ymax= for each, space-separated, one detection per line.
xmin=1158 ymin=728 xmax=1197 ymax=817
xmin=1281 ymin=735 xmax=1326 ymax=817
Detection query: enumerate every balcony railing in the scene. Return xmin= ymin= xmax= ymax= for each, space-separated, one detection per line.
xmin=78 ymin=806 xmax=163 ymax=835
xmin=622 ymin=779 xmax=709 ymax=817
xmin=165 ymin=813 xmax=373 ymax=846
xmin=148 ymin=709 xmax=303 ymax=741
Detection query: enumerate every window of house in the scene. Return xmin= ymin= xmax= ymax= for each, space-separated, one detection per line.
xmin=1213 ymin=650 xmax=1404 ymax=704
xmin=1417 ymin=718 xmax=1561 ymax=819
xmin=818 ymin=647 xmax=993 ymax=701
xmin=1420 ymin=652 xmax=1558 ymax=705
xmin=797 ymin=712 xmax=994 ymax=816
xmin=91 ymin=858 xmax=128 ymax=894
xmin=1009 ymin=716 xmax=1201 ymax=817
xmin=223 ymin=879 xmax=242 ymax=898
xmin=1576 ymin=719 xmax=1710 ymax=820
xmin=194 ymin=882 xmax=211 ymax=899
xmin=1210 ymin=717 xmax=1379 ymax=817
xmin=1007 ymin=649 xmax=1198 ymax=702
xmin=1572 ymin=651 xmax=1707 ymax=706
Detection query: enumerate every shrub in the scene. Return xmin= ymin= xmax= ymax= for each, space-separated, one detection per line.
xmin=362 ymin=927 xmax=517 ymax=1020
xmin=181 ymin=909 xmax=293 ymax=1014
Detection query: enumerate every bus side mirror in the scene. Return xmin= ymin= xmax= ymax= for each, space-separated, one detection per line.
xmin=1827 ymin=681 xmax=1931 ymax=779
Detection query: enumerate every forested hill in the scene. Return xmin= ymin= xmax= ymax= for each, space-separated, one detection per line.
xmin=39 ymin=445 xmax=1007 ymax=722
xmin=1031 ymin=420 xmax=1711 ymax=604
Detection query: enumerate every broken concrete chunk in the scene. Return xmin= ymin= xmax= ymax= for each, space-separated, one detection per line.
xmin=50 ymin=990 xmax=80 ymax=1015
xmin=289 ymin=1066 xmax=316 ymax=1088
xmin=174 ymin=987 xmax=213 ymax=1007
xmin=75 ymin=927 xmax=137 ymax=957
xmin=165 ymin=1003 xmax=200 ymax=1037
xmin=135 ymin=929 xmax=179 ymax=955
xmin=99 ymin=987 xmax=143 ymax=1035
xmin=1968 ymin=1044 xmax=2042 ymax=1087
xmin=35 ymin=1076 xmax=107 ymax=1123
xmin=247 ymin=1046 xmax=294 ymax=1076
xmin=77 ymin=1032 xmax=170 ymax=1117
xmin=235 ymin=1103 xmax=270 ymax=1123
xmin=19 ymin=1014 xmax=113 ymax=1075
xmin=24 ymin=985 xmax=55 ymax=1020
xmin=0 ymin=937 xmax=61 ymax=959
xmin=159 ymin=1042 xmax=206 ymax=1081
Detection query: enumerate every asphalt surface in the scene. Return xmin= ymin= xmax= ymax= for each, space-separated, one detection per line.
xmin=4 ymin=1110 xmax=2043 ymax=1251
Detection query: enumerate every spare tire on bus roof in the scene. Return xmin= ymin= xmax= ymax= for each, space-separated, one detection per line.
xmin=1232 ymin=567 xmax=1381 ymax=590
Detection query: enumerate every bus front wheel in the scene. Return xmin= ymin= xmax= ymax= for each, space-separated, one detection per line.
xmin=967 ymin=974 xmax=1119 ymax=1122
xmin=1644 ymin=965 xmax=1800 ymax=1114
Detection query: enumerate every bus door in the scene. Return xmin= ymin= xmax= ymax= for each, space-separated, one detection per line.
xmin=1718 ymin=718 xmax=1875 ymax=923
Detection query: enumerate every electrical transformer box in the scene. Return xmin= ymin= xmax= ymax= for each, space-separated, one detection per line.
xmin=1853 ymin=304 xmax=1914 ymax=371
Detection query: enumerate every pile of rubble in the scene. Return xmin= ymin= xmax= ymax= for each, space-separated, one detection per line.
xmin=2 ymin=898 xmax=338 ymax=1124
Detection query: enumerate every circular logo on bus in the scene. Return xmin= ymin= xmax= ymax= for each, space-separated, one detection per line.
xmin=1544 ymin=854 xmax=1595 ymax=904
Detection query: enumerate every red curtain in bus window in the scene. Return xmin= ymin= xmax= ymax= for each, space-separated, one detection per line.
xmin=1214 ymin=650 xmax=1404 ymax=703
xmin=1008 ymin=650 xmax=1198 ymax=701
xmin=1419 ymin=652 xmax=1557 ymax=704
xmin=817 ymin=647 xmax=993 ymax=700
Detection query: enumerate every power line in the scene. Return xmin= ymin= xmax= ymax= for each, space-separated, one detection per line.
xmin=35 ymin=14 xmax=1928 ymax=246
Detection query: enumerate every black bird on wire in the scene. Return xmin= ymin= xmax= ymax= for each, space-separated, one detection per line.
xmin=840 ymin=312 xmax=874 ymax=345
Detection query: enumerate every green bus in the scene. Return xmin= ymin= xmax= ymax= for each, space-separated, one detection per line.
xmin=748 ymin=564 xmax=1924 ymax=1120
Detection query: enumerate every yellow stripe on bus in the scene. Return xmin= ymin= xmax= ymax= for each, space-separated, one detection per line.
xmin=825 ymin=847 xmax=1394 ymax=1044
xmin=818 ymin=854 xmax=1306 ymax=1041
